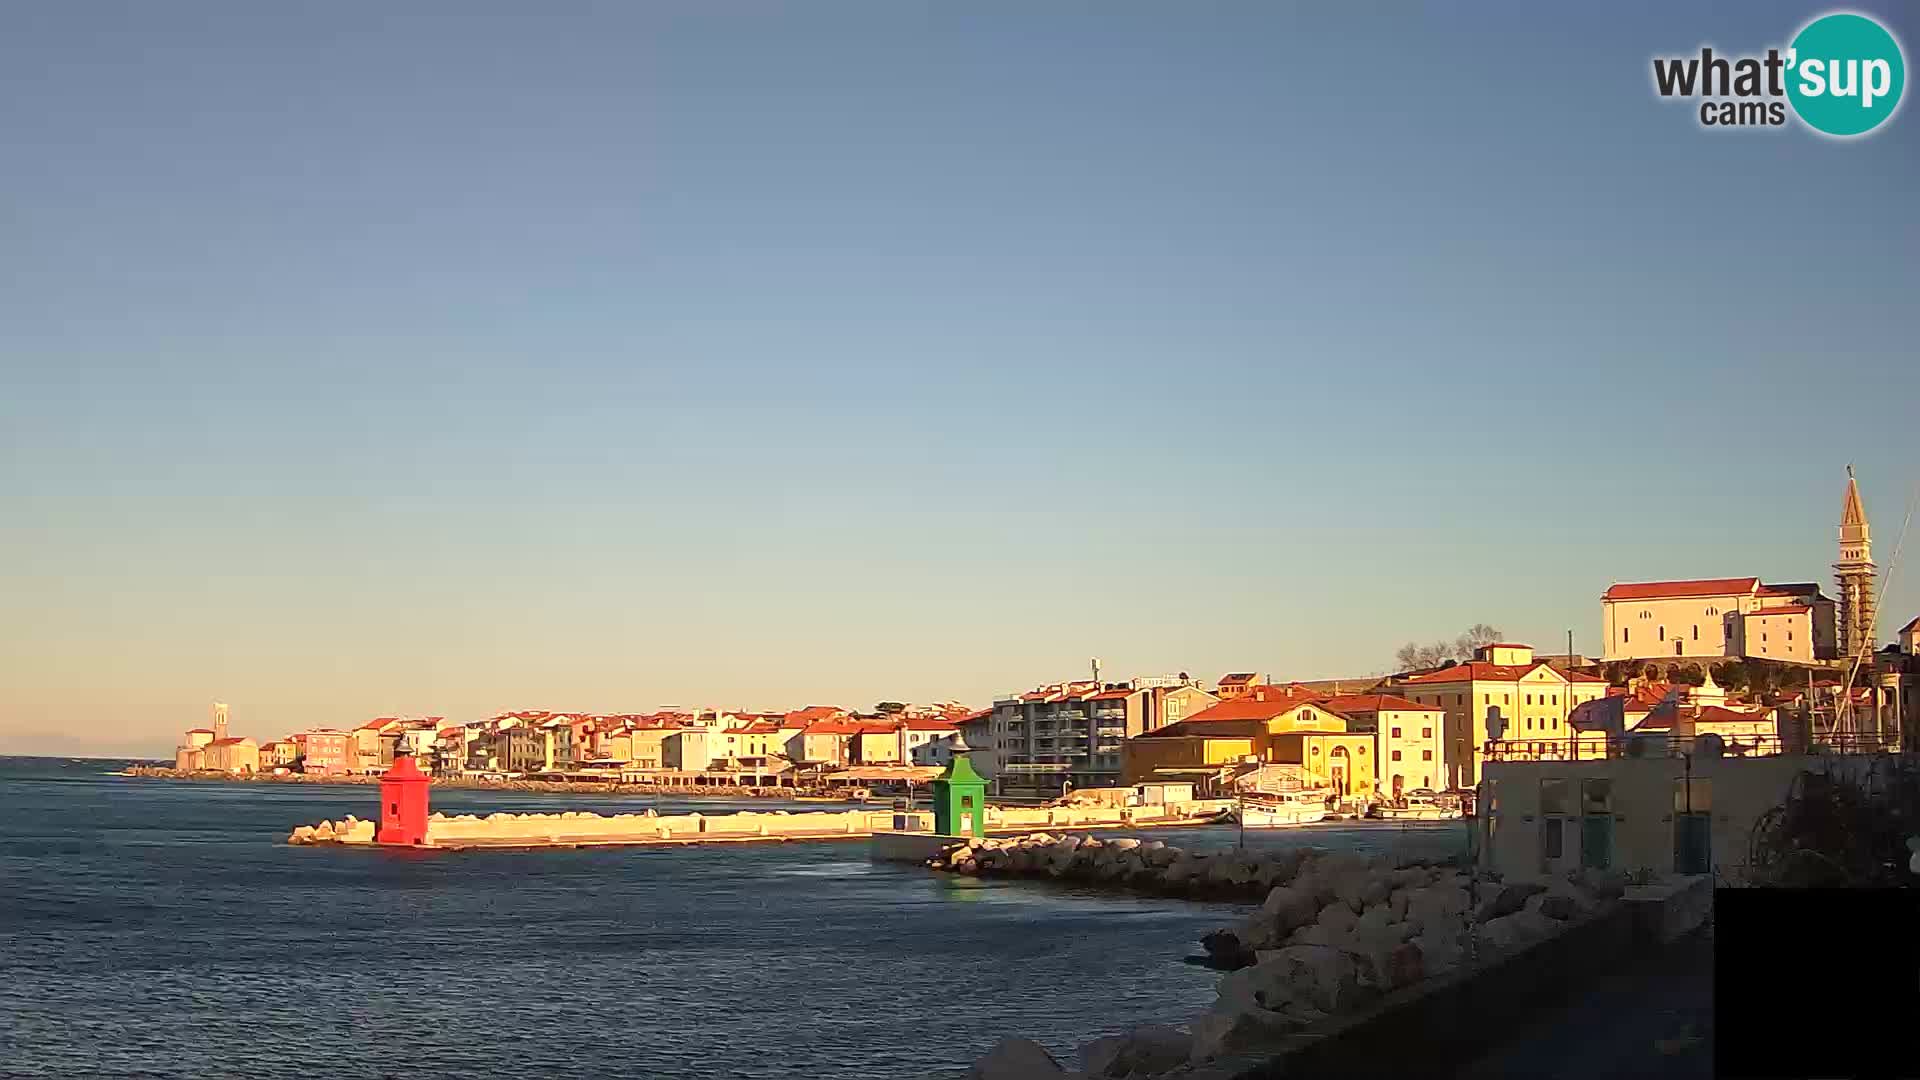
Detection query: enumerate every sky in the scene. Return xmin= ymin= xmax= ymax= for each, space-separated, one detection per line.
xmin=3 ymin=2 xmax=1916 ymax=757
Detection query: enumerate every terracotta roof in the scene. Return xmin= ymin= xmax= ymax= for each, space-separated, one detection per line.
xmin=436 ymin=727 xmax=465 ymax=740
xmin=207 ymin=737 xmax=251 ymax=747
xmin=1137 ymin=718 xmax=1266 ymax=740
xmin=185 ymin=728 xmax=215 ymax=735
xmin=1698 ymin=705 xmax=1772 ymax=725
xmin=1602 ymin=578 xmax=1759 ymax=601
xmin=1319 ymin=693 xmax=1443 ymax=715
xmin=1181 ymin=687 xmax=1327 ymax=724
xmin=1744 ymin=606 xmax=1811 ymax=617
xmin=1087 ymin=689 xmax=1134 ymax=701
xmin=802 ymin=720 xmax=865 ymax=736
xmin=1756 ymin=584 xmax=1819 ymax=597
xmin=901 ymin=718 xmax=959 ymax=732
xmin=1401 ymin=661 xmax=1606 ymax=685
xmin=1218 ymin=672 xmax=1259 ymax=685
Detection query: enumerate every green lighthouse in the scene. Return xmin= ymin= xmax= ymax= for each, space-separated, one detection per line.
xmin=932 ymin=732 xmax=988 ymax=839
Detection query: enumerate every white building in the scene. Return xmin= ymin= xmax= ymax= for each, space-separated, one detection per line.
xmin=1600 ymin=577 xmax=1835 ymax=662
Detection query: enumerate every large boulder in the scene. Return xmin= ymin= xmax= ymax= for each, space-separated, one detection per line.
xmin=970 ymin=1037 xmax=1066 ymax=1080
xmin=1410 ymin=930 xmax=1465 ymax=977
xmin=1217 ymin=955 xmax=1311 ymax=1014
xmin=1261 ymin=945 xmax=1363 ymax=1013
xmin=1315 ymin=902 xmax=1360 ymax=934
xmin=1232 ymin=914 xmax=1282 ymax=952
xmin=1105 ymin=837 xmax=1143 ymax=852
xmin=1403 ymin=883 xmax=1470 ymax=935
xmin=1481 ymin=910 xmax=1560 ymax=952
xmin=1079 ymin=1025 xmax=1191 ymax=1078
xmin=1189 ymin=1005 xmax=1307 ymax=1064
xmin=1475 ymin=882 xmax=1547 ymax=923
xmin=1261 ymin=885 xmax=1320 ymax=934
xmin=1387 ymin=941 xmax=1426 ymax=988
xmin=1199 ymin=928 xmax=1257 ymax=971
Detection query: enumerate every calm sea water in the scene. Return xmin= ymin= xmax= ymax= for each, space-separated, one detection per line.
xmin=0 ymin=757 xmax=1466 ymax=1079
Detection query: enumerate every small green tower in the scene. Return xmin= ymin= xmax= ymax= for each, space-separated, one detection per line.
xmin=932 ymin=743 xmax=988 ymax=839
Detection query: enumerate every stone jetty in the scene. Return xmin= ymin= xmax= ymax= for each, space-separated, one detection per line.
xmin=288 ymin=802 xmax=1229 ymax=850
xmin=937 ymin=833 xmax=1626 ymax=1078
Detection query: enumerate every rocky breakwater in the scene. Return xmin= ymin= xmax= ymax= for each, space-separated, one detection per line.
xmin=939 ymin=834 xmax=1624 ymax=1079
xmin=288 ymin=807 xmax=897 ymax=847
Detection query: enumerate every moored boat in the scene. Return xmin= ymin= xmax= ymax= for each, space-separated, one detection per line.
xmin=1368 ymin=788 xmax=1463 ymax=820
xmin=1231 ymin=789 xmax=1334 ymax=828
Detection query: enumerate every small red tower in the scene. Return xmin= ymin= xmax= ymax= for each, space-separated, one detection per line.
xmin=376 ymin=755 xmax=431 ymax=845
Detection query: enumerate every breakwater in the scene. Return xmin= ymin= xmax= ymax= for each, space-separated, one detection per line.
xmin=288 ymin=801 xmax=1231 ymax=849
xmin=930 ymin=833 xmax=1629 ymax=1078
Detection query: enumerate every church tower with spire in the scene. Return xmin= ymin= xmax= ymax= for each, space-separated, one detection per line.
xmin=1835 ymin=466 xmax=1877 ymax=660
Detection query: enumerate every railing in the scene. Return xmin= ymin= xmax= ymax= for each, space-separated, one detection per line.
xmin=1484 ymin=732 xmax=1899 ymax=762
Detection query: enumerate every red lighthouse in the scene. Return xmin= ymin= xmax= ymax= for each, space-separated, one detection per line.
xmin=376 ymin=755 xmax=432 ymax=846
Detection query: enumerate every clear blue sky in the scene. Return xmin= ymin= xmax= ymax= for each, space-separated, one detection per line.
xmin=4 ymin=2 xmax=1916 ymax=755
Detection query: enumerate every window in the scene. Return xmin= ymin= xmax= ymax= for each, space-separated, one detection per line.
xmin=1422 ymin=750 xmax=1433 ymax=761
xmin=1540 ymin=779 xmax=1570 ymax=815
xmin=1526 ymin=694 xmax=1533 ymax=705
xmin=1422 ymin=775 xmax=1431 ymax=788
xmin=1581 ymin=778 xmax=1613 ymax=813
xmin=1552 ymin=695 xmax=1558 ymax=706
xmin=1311 ymin=745 xmax=1320 ymax=755
xmin=1525 ymin=718 xmax=1533 ymax=730
xmin=1391 ymin=726 xmax=1402 ymax=738
xmin=1673 ymin=778 xmax=1713 ymax=813
xmin=1392 ymin=750 xmax=1402 ymax=761
xmin=1692 ymin=625 xmax=1698 ymax=640
xmin=1675 ymin=642 xmax=1684 ymax=656
xmin=1623 ymin=629 xmax=1630 ymax=643
xmin=1358 ymin=746 xmax=1367 ymax=755
xmin=1421 ymin=726 xmax=1432 ymax=738
xmin=1658 ymin=626 xmax=1665 ymax=641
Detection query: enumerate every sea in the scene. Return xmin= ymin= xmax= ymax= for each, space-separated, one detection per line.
xmin=0 ymin=757 xmax=1468 ymax=1079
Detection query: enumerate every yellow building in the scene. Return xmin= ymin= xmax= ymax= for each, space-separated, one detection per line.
xmin=1122 ymin=686 xmax=1375 ymax=797
xmin=1321 ymin=693 xmax=1448 ymax=799
xmin=1393 ymin=643 xmax=1609 ymax=788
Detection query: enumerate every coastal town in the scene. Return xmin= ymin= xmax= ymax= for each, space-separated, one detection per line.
xmin=163 ymin=470 xmax=1920 ymax=827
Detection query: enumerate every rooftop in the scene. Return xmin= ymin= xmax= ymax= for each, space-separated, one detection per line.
xmin=1602 ymin=577 xmax=1759 ymax=602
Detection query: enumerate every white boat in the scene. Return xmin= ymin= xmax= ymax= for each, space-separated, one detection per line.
xmin=1369 ymin=789 xmax=1462 ymax=821
xmin=1231 ymin=789 xmax=1334 ymax=828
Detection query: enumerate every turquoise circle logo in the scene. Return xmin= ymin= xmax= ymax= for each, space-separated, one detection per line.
xmin=1787 ymin=13 xmax=1906 ymax=136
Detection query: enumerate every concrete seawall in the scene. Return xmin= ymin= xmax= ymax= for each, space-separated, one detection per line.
xmin=287 ymin=801 xmax=1229 ymax=849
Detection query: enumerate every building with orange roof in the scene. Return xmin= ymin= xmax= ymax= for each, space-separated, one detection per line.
xmin=1123 ymin=695 xmax=1375 ymax=798
xmin=1386 ymin=642 xmax=1610 ymax=788
xmin=1602 ymin=573 xmax=1837 ymax=664
xmin=1214 ymin=672 xmax=1266 ymax=700
xmin=200 ymin=736 xmax=260 ymax=775
xmin=1319 ymin=693 xmax=1447 ymax=799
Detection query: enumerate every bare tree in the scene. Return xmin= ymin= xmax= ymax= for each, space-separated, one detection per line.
xmin=1453 ymin=623 xmax=1504 ymax=659
xmin=1394 ymin=623 xmax=1506 ymax=672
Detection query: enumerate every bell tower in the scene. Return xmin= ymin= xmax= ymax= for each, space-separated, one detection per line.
xmin=1835 ymin=465 xmax=1877 ymax=660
